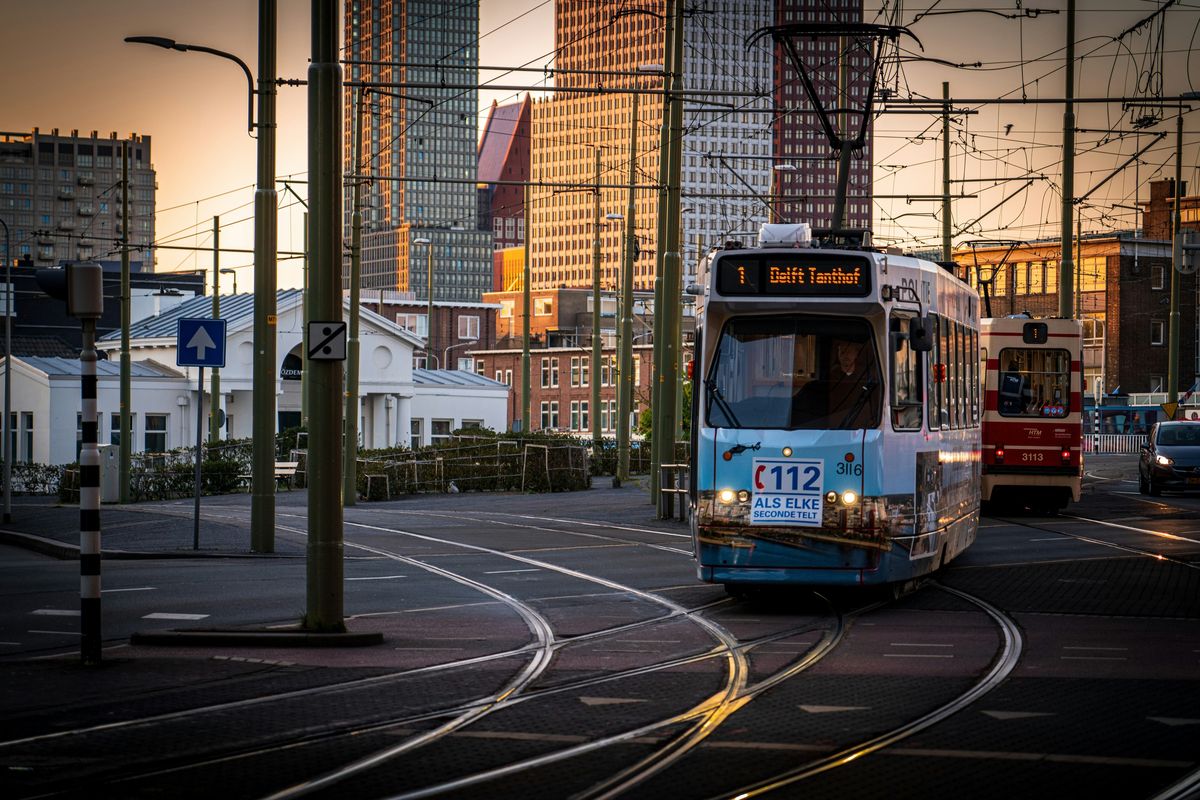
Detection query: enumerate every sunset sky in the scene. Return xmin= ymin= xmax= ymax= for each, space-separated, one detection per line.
xmin=2 ymin=0 xmax=1197 ymax=286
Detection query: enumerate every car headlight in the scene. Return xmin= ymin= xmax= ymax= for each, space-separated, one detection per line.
xmin=1155 ymin=454 xmax=1174 ymax=466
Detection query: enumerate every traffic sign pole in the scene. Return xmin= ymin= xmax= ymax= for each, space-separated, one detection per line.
xmin=194 ymin=366 xmax=204 ymax=550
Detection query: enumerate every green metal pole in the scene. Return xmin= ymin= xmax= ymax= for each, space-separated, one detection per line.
xmin=942 ymin=82 xmax=952 ymax=262
xmin=301 ymin=211 xmax=309 ymax=427
xmin=210 ymin=216 xmax=221 ymax=444
xmin=522 ymin=184 xmax=531 ymax=433
xmin=251 ymin=0 xmax=278 ymax=553
xmin=306 ymin=0 xmax=344 ymax=631
xmin=427 ymin=235 xmax=435 ymax=366
xmin=119 ymin=142 xmax=131 ymax=503
xmin=616 ymin=91 xmax=638 ymax=485
xmin=591 ymin=149 xmax=602 ymax=453
xmin=1168 ymin=113 xmax=1183 ymax=409
xmin=344 ymin=88 xmax=364 ymax=505
xmin=649 ymin=0 xmax=676 ymax=506
xmin=1059 ymin=0 xmax=1075 ymax=319
xmin=657 ymin=0 xmax=685 ymax=516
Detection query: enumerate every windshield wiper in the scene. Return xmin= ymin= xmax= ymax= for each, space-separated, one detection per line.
xmin=705 ymin=378 xmax=742 ymax=428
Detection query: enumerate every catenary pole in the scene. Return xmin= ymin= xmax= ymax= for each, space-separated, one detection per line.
xmin=650 ymin=0 xmax=676 ymax=507
xmin=1168 ymin=112 xmax=1183 ymax=409
xmin=251 ymin=0 xmax=278 ymax=552
xmin=1 ymin=216 xmax=10 ymax=524
xmin=1059 ymin=0 xmax=1076 ymax=319
xmin=616 ymin=91 xmax=638 ymax=485
xmin=306 ymin=0 xmax=345 ymax=630
xmin=210 ymin=217 xmax=221 ymax=443
xmin=344 ymin=87 xmax=365 ymax=505
xmin=591 ymin=148 xmax=603 ymax=454
xmin=942 ymin=82 xmax=952 ymax=262
xmin=120 ymin=142 xmax=131 ymax=503
xmin=522 ymin=184 xmax=531 ymax=433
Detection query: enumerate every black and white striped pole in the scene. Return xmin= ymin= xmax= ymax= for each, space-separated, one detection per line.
xmin=36 ymin=262 xmax=104 ymax=664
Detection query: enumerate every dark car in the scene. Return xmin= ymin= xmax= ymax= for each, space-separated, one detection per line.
xmin=1138 ymin=421 xmax=1200 ymax=495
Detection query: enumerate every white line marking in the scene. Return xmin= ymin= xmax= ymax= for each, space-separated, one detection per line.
xmin=28 ymin=630 xmax=82 ymax=636
xmin=1147 ymin=717 xmax=1200 ymax=727
xmin=889 ymin=643 xmax=954 ymax=648
xmin=0 ymin=641 xmax=22 ymax=646
xmin=981 ymin=710 xmax=1055 ymax=721
xmin=883 ymin=653 xmax=954 ymax=658
xmin=483 ymin=568 xmax=541 ymax=575
xmin=347 ymin=575 xmax=407 ymax=581
xmin=31 ymin=609 xmax=79 ymax=617
xmin=579 ymin=696 xmax=648 ymax=706
xmin=1062 ymin=646 xmax=1128 ymax=652
xmin=799 ymin=705 xmax=868 ymax=714
xmin=1028 ymin=537 xmax=1069 ymax=542
xmin=392 ymin=647 xmax=464 ymax=652
xmin=1060 ymin=656 xmax=1127 ymax=661
xmin=142 ymin=613 xmax=210 ymax=621
xmin=102 ymin=587 xmax=157 ymax=593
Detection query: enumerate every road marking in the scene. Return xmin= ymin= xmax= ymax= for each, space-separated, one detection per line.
xmin=0 ymin=641 xmax=22 ymax=646
xmin=579 ymin=696 xmax=647 ymax=707
xmin=28 ymin=630 xmax=82 ymax=636
xmin=1028 ymin=537 xmax=1070 ymax=542
xmin=981 ymin=710 xmax=1055 ymax=720
xmin=504 ymin=512 xmax=692 ymax=539
xmin=618 ymin=639 xmax=682 ymax=644
xmin=392 ymin=647 xmax=464 ymax=652
xmin=347 ymin=575 xmax=407 ymax=581
xmin=142 ymin=613 xmax=210 ymax=621
xmin=799 ymin=705 xmax=868 ymax=714
xmin=884 ymin=653 xmax=954 ymax=658
xmin=1063 ymin=646 xmax=1127 ymax=652
xmin=31 ymin=608 xmax=80 ymax=616
xmin=102 ymin=587 xmax=157 ymax=593
xmin=483 ymin=568 xmax=541 ymax=575
xmin=1147 ymin=717 xmax=1200 ymax=726
xmin=1060 ymin=656 xmax=1127 ymax=661
xmin=889 ymin=642 xmax=954 ymax=648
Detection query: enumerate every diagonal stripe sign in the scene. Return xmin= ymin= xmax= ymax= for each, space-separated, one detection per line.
xmin=307 ymin=320 xmax=347 ymax=361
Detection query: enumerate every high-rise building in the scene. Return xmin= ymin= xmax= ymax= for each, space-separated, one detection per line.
xmin=772 ymin=0 xmax=873 ymax=231
xmin=0 ymin=128 xmax=156 ymax=269
xmin=529 ymin=1 xmax=773 ymax=292
xmin=476 ymin=96 xmax=531 ymax=253
xmin=343 ymin=0 xmax=491 ymax=300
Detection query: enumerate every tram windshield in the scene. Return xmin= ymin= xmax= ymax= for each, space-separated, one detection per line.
xmin=705 ymin=315 xmax=881 ymax=430
xmin=997 ymin=348 xmax=1071 ymax=417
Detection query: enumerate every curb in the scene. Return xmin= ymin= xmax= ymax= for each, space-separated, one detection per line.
xmin=130 ymin=628 xmax=385 ymax=648
xmin=0 ymin=529 xmax=301 ymax=560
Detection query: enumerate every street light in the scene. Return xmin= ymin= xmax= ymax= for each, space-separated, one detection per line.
xmin=219 ymin=268 xmax=237 ymax=295
xmin=412 ymin=236 xmax=434 ymax=367
xmin=128 ymin=12 xmax=277 ymax=552
xmin=444 ymin=339 xmax=478 ymax=371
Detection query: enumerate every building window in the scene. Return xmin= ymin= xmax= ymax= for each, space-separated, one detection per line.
xmin=505 ymin=368 xmax=513 ymax=386
xmin=457 ymin=315 xmax=480 ymax=340
xmin=500 ymin=300 xmax=514 ymax=318
xmin=535 ymin=297 xmax=553 ymax=316
xmin=109 ymin=411 xmax=135 ymax=446
xmin=570 ymin=356 xmax=583 ymax=387
xmin=457 ymin=357 xmax=474 ymax=371
xmin=579 ymin=400 xmax=589 ymax=432
xmin=145 ymin=414 xmax=167 ymax=453
xmin=570 ymin=400 xmax=581 ymax=431
xmin=1151 ymin=263 xmax=1165 ymax=290
xmin=632 ymin=354 xmax=641 ymax=386
xmin=21 ymin=412 xmax=33 ymax=462
xmin=397 ymin=312 xmax=428 ymax=337
xmin=461 ymin=419 xmax=483 ymax=430
xmin=1150 ymin=320 xmax=1165 ymax=346
xmin=410 ymin=418 xmax=422 ymax=448
xmin=541 ymin=357 xmax=551 ymax=388
xmin=431 ymin=419 xmax=452 ymax=445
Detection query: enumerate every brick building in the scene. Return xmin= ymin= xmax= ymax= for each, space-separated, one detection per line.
xmin=357 ymin=291 xmax=500 ymax=371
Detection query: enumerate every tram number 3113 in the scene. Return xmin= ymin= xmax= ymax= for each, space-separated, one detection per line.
xmin=1021 ymin=452 xmax=1045 ymax=462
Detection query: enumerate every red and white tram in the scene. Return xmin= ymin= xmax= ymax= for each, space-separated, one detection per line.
xmin=980 ymin=315 xmax=1084 ymax=513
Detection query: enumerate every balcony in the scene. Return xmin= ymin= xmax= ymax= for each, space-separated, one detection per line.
xmin=78 ymin=205 xmax=94 ymax=216
xmin=77 ymin=175 xmax=94 ymax=186
xmin=57 ymin=219 xmax=76 ymax=230
xmin=57 ymin=187 xmax=75 ymax=200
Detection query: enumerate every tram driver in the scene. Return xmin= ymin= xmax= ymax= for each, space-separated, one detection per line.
xmin=792 ymin=338 xmax=878 ymax=428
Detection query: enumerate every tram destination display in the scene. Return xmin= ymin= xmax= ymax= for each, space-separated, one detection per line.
xmin=715 ymin=254 xmax=872 ymax=297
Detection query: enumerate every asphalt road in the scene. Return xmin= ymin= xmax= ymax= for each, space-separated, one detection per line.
xmin=0 ymin=455 xmax=1197 ymax=799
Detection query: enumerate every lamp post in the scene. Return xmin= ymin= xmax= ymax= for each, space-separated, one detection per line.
xmin=219 ymin=268 xmax=237 ymax=295
xmin=443 ymin=340 xmax=478 ymax=371
xmin=413 ymin=236 xmax=433 ymax=367
xmin=125 ymin=3 xmax=278 ymax=554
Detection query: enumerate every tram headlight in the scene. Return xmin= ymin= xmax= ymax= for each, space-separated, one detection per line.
xmin=717 ymin=489 xmax=737 ymax=504
xmin=841 ymin=490 xmax=859 ymax=506
xmin=737 ymin=490 xmax=750 ymax=503
xmin=1155 ymin=454 xmax=1174 ymax=466
xmin=825 ymin=491 xmax=837 ymax=504
xmin=782 ymin=446 xmax=793 ymax=457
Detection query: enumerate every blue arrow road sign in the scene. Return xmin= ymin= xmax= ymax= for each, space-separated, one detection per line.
xmin=176 ymin=318 xmax=227 ymax=368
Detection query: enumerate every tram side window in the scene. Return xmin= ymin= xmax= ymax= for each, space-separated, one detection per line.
xmin=927 ymin=314 xmax=948 ymax=430
xmin=997 ymin=347 xmax=1070 ymax=417
xmin=889 ymin=313 xmax=923 ymax=430
xmin=970 ymin=328 xmax=981 ymax=424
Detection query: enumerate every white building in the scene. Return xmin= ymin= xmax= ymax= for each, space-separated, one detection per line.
xmin=1 ymin=290 xmax=510 ymax=464
xmin=1 ymin=356 xmax=187 ymax=465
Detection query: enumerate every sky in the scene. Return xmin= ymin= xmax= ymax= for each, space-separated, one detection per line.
xmin=2 ymin=0 xmax=1197 ymax=286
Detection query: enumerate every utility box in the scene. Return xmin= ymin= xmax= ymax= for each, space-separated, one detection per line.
xmin=97 ymin=444 xmax=119 ymax=503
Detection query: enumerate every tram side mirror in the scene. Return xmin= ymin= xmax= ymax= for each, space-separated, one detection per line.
xmin=908 ymin=316 xmax=934 ymax=352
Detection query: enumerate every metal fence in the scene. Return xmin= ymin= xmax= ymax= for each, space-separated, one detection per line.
xmin=1084 ymin=434 xmax=1147 ymax=454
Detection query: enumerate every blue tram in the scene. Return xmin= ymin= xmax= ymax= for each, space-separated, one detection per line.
xmin=690 ymin=225 xmax=982 ymax=589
